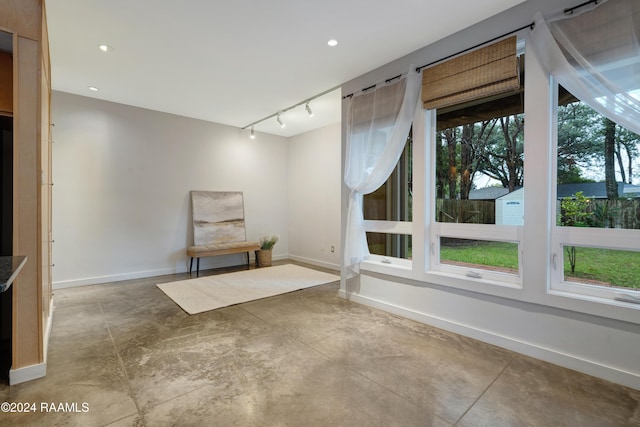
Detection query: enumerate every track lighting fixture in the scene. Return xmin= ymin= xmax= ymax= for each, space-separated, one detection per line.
xmin=241 ymin=85 xmax=340 ymax=138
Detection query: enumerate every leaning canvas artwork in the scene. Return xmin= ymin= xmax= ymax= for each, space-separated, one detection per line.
xmin=191 ymin=191 xmax=248 ymax=245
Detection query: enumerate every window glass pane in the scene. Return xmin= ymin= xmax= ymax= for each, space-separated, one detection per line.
xmin=363 ymin=130 xmax=412 ymax=222
xmin=562 ymin=245 xmax=640 ymax=290
xmin=557 ymin=87 xmax=640 ymax=229
xmin=367 ymin=232 xmax=412 ymax=260
xmin=440 ymin=238 xmax=518 ymax=275
xmin=434 ymin=54 xmax=524 ymax=225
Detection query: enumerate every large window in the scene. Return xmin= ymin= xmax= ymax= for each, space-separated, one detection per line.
xmin=427 ymin=37 xmax=525 ymax=285
xmin=552 ymin=86 xmax=640 ymax=297
xmin=363 ymin=131 xmax=413 ymax=259
xmin=356 ymin=2 xmax=640 ymax=323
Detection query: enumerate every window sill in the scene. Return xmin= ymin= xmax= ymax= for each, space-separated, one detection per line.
xmin=357 ymin=260 xmax=640 ymax=325
xmin=360 ymin=258 xmax=525 ymax=300
xmin=360 ymin=257 xmax=414 ymax=280
xmin=546 ymin=287 xmax=640 ymax=325
xmin=420 ymin=270 xmax=525 ymax=302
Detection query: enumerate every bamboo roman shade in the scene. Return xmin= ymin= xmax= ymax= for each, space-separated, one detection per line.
xmin=422 ymin=36 xmax=520 ymax=110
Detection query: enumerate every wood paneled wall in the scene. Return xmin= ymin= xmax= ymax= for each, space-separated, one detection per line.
xmin=0 ymin=0 xmax=51 ymax=380
xmin=0 ymin=0 xmax=41 ymax=41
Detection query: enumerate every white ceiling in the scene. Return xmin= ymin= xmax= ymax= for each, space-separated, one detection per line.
xmin=46 ymin=0 xmax=525 ymax=138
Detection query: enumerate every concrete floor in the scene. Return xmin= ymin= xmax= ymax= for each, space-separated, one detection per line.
xmin=1 ymin=261 xmax=639 ymax=426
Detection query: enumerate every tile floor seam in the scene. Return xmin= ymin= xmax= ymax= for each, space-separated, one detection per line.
xmin=238 ymin=291 xmax=458 ymax=425
xmin=237 ymin=304 xmax=345 ymax=365
xmin=237 ymin=303 xmax=449 ymax=423
xmin=101 ymin=301 xmax=147 ymax=427
xmin=452 ymin=352 xmax=517 ymax=425
xmin=341 ymin=358 xmax=453 ymax=426
xmin=137 ymin=383 xmax=212 ymax=419
xmin=564 ymin=369 xmax=586 ymax=427
xmin=300 ymin=330 xmax=454 ymax=426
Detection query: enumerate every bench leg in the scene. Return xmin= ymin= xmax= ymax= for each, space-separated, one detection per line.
xmin=189 ymin=257 xmax=193 ymax=275
xmin=196 ymin=258 xmax=200 ymax=277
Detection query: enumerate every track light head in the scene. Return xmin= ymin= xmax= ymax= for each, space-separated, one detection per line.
xmin=305 ymin=102 xmax=314 ymax=117
xmin=250 ymin=126 xmax=255 ymax=139
xmin=276 ymin=114 xmax=285 ymax=128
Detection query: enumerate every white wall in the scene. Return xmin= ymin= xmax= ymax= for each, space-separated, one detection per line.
xmin=288 ymin=123 xmax=341 ymax=270
xmin=52 ymin=91 xmax=292 ymax=287
xmin=340 ymin=0 xmax=640 ymax=391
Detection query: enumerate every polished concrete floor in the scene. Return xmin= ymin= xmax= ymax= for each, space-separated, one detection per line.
xmin=1 ymin=261 xmax=639 ymax=426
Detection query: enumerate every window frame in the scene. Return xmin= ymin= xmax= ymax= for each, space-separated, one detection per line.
xmin=549 ymin=82 xmax=640 ymax=303
xmin=363 ymin=132 xmax=413 ymax=260
xmin=426 ymin=36 xmax=526 ymax=288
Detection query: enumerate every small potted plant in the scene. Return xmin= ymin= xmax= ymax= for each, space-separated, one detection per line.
xmin=255 ymin=235 xmax=278 ymax=267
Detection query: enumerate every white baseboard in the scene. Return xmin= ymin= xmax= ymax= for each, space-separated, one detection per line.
xmin=53 ymin=254 xmax=339 ymax=289
xmin=53 ymin=265 xmax=186 ymax=289
xmin=288 ymin=254 xmax=340 ymax=272
xmin=339 ymin=289 xmax=640 ymax=391
xmin=10 ymin=362 xmax=46 ymax=385
xmin=9 ymin=301 xmax=54 ymax=385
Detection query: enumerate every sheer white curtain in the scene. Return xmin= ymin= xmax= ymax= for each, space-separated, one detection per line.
xmin=343 ymin=68 xmax=421 ymax=275
xmin=529 ymin=0 xmax=640 ymax=134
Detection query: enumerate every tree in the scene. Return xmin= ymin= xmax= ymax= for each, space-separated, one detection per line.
xmin=459 ymin=124 xmax=474 ymax=200
xmin=439 ymin=127 xmax=459 ymax=200
xmin=476 ymin=114 xmax=524 ymax=190
xmin=603 ymin=118 xmax=618 ymax=199
xmin=557 ymin=101 xmax=600 ymax=184
xmin=557 ymin=99 xmax=639 ymax=188
xmin=558 ymin=191 xmax=591 ymax=274
xmin=615 ymin=125 xmax=640 ymax=184
xmin=435 ymin=140 xmax=449 ymax=199
xmin=436 ymin=118 xmax=502 ymax=201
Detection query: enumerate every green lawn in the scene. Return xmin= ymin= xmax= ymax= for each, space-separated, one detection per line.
xmin=440 ymin=240 xmax=519 ymax=272
xmin=562 ymin=246 xmax=640 ymax=289
xmin=440 ymin=241 xmax=640 ymax=289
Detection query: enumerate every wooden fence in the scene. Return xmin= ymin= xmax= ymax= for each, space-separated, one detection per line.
xmin=436 ymin=198 xmax=640 ymax=228
xmin=585 ymin=199 xmax=640 ymax=229
xmin=436 ymin=199 xmax=495 ymax=224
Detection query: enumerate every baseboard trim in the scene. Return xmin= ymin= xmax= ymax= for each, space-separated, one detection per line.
xmin=10 ymin=362 xmax=46 ymax=385
xmin=339 ymin=289 xmax=640 ymax=391
xmin=10 ymin=302 xmax=54 ymax=385
xmin=288 ymin=255 xmax=340 ymax=272
xmin=53 ymin=266 xmax=187 ymax=289
xmin=54 ymin=255 xmax=338 ymax=289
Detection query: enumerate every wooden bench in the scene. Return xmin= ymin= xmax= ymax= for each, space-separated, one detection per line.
xmin=187 ymin=241 xmax=260 ymax=276
xmin=187 ymin=191 xmax=259 ymax=276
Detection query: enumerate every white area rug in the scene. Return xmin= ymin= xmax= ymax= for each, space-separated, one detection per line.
xmin=157 ymin=264 xmax=340 ymax=315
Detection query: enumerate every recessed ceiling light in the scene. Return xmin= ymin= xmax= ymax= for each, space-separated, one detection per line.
xmin=88 ymin=86 xmax=99 ymax=92
xmin=327 ymin=39 xmax=338 ymax=47
xmin=98 ymin=44 xmax=113 ymax=52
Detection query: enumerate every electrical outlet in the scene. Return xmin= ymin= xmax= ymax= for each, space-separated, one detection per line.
xmin=330 ymin=246 xmax=335 ymax=253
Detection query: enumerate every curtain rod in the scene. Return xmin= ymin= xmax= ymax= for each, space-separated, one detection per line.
xmin=342 ymin=22 xmax=533 ymax=100
xmin=349 ymin=74 xmax=404 ymax=98
xmin=564 ymin=0 xmax=599 ymax=15
xmin=415 ymin=22 xmax=534 ymax=73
